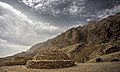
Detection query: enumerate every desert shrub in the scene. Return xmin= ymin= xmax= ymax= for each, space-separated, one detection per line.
xmin=96 ymin=58 xmax=102 ymax=62
xmin=111 ymin=59 xmax=120 ymax=62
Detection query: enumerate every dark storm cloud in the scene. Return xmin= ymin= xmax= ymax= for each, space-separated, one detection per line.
xmin=21 ymin=0 xmax=120 ymax=27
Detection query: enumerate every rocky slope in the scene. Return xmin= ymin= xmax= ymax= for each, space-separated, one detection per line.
xmin=25 ymin=12 xmax=120 ymax=62
xmin=29 ymin=12 xmax=120 ymax=49
xmin=2 ymin=12 xmax=120 ymax=64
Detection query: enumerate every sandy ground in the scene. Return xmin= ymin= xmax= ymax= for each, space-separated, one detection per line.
xmin=1 ymin=62 xmax=120 ymax=72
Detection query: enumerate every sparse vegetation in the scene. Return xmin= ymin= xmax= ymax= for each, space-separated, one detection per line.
xmin=96 ymin=58 xmax=102 ymax=62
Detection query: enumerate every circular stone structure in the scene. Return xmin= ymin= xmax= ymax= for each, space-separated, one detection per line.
xmin=4 ymin=57 xmax=32 ymax=66
xmin=26 ymin=48 xmax=75 ymax=69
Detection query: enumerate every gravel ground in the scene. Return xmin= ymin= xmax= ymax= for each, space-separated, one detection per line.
xmin=1 ymin=62 xmax=120 ymax=72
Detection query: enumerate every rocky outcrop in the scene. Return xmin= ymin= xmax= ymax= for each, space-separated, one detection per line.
xmin=88 ymin=41 xmax=120 ymax=60
xmin=61 ymin=41 xmax=119 ymax=63
xmin=87 ymin=51 xmax=120 ymax=63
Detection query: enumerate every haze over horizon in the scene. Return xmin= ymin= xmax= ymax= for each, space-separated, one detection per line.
xmin=0 ymin=0 xmax=120 ymax=58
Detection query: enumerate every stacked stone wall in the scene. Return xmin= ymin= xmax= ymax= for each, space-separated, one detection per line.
xmin=4 ymin=60 xmax=26 ymax=66
xmin=26 ymin=60 xmax=75 ymax=69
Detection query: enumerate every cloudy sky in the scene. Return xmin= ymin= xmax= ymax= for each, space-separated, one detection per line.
xmin=0 ymin=1 xmax=65 ymax=57
xmin=0 ymin=0 xmax=120 ymax=58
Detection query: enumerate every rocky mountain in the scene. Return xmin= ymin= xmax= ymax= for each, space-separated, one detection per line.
xmin=1 ymin=12 xmax=120 ymax=64
xmin=24 ymin=12 xmax=120 ymax=62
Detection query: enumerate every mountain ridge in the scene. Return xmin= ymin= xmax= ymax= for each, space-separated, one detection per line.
xmin=1 ymin=12 xmax=120 ymax=64
xmin=13 ymin=12 xmax=119 ymax=63
xmin=28 ymin=12 xmax=120 ymax=53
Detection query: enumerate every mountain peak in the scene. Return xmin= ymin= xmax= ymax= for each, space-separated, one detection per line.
xmin=27 ymin=12 xmax=120 ymax=54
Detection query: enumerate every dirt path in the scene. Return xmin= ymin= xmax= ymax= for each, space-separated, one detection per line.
xmin=1 ymin=62 xmax=120 ymax=72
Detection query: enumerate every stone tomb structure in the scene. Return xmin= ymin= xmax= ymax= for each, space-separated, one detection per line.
xmin=26 ymin=48 xmax=75 ymax=69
